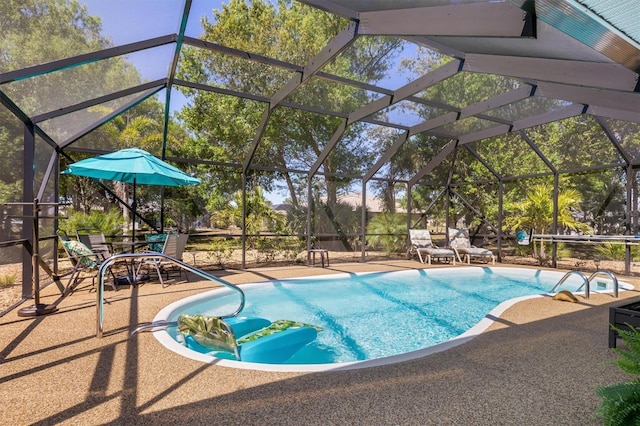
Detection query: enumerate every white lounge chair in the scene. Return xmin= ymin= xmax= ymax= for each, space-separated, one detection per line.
xmin=447 ymin=228 xmax=495 ymax=264
xmin=407 ymin=229 xmax=456 ymax=265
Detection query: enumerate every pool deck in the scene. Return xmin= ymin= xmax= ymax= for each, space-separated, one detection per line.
xmin=1 ymin=261 xmax=639 ymax=425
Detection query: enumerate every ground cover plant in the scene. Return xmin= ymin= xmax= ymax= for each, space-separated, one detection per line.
xmin=597 ymin=325 xmax=640 ymax=425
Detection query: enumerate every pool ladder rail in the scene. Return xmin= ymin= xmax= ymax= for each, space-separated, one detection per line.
xmin=550 ymin=269 xmax=619 ymax=300
xmin=96 ymin=252 xmax=246 ymax=338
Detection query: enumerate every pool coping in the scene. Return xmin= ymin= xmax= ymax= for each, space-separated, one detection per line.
xmin=151 ymin=267 xmax=632 ymax=372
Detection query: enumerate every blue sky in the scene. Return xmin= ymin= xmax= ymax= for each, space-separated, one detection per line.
xmin=81 ymin=1 xmax=296 ymax=204
xmin=79 ymin=1 xmax=420 ymax=205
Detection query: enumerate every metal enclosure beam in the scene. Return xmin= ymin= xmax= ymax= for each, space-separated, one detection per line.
xmin=464 ymin=54 xmax=639 ymax=92
xmin=242 ymin=21 xmax=359 ymax=173
xmin=32 ymin=80 xmax=166 ymax=124
xmin=589 ymin=107 xmax=640 ymax=125
xmin=0 ymin=35 xmax=177 ymax=84
xmin=22 ymin=123 xmax=35 ymax=299
xmin=409 ymin=140 xmax=456 ymax=187
xmin=311 ymin=60 xmax=462 ymax=176
xmin=595 ymin=116 xmax=632 ymax=166
xmin=536 ymin=83 xmax=640 ymax=114
xmin=359 ymin=3 xmax=531 ymax=37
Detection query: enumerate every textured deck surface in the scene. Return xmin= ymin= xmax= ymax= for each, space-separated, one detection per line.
xmin=1 ymin=261 xmax=638 ymax=425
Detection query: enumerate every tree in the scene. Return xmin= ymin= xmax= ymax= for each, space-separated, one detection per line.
xmin=177 ymin=0 xmax=402 ymax=214
xmin=213 ymin=186 xmax=285 ymax=248
xmin=503 ymin=183 xmax=592 ymax=259
xmin=0 ymin=0 xmax=106 ymax=205
xmin=366 ymin=213 xmax=407 ymax=255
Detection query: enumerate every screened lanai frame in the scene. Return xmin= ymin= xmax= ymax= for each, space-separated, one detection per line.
xmin=1 ymin=0 xmax=640 ymax=304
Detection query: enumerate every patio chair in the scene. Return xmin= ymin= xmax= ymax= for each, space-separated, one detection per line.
xmin=144 ymin=232 xmax=168 ymax=252
xmin=58 ymin=232 xmax=118 ymax=291
xmin=447 ymin=228 xmax=496 ymax=265
xmin=407 ymin=229 xmax=456 ymax=265
xmin=136 ymin=233 xmax=189 ymax=287
xmin=76 ymin=232 xmax=112 ymax=260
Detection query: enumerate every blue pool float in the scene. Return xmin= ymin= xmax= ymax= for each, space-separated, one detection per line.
xmin=177 ymin=314 xmax=321 ymax=364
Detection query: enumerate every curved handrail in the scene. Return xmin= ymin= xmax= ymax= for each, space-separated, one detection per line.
xmin=96 ymin=252 xmax=245 ymax=338
xmin=579 ymin=269 xmax=619 ymax=298
xmin=130 ymin=320 xmax=177 ymax=335
xmin=551 ymin=270 xmax=590 ymax=299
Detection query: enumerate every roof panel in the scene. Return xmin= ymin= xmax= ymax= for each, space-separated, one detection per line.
xmin=323 ymin=36 xmax=450 ymax=91
xmin=177 ymin=46 xmax=295 ymax=98
xmin=576 ymin=0 xmax=640 ymax=45
xmin=82 ymin=0 xmax=184 ymax=46
xmin=320 ymin=0 xmax=484 ymax=13
xmin=286 ymin=76 xmax=384 ymax=114
xmin=37 ymin=91 xmax=153 ymax=145
xmin=416 ymin=71 xmax=523 ymax=110
xmin=429 ymin=19 xmax=613 ymax=62
xmin=369 ymin=100 xmax=448 ymax=128
xmin=2 ymin=45 xmax=174 ymax=117
xmin=483 ymin=96 xmax=574 ymax=122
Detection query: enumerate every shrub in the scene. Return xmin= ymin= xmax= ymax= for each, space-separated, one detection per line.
xmin=597 ymin=325 xmax=640 ymax=425
xmin=0 ymin=273 xmax=17 ymax=287
xmin=596 ymin=243 xmax=640 ymax=262
xmin=59 ymin=208 xmax=124 ymax=236
xmin=366 ymin=213 xmax=407 ymax=255
xmin=207 ymin=239 xmax=234 ymax=269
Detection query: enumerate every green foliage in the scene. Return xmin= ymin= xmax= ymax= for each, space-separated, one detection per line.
xmin=207 ymin=238 xmax=234 ymax=269
xmin=176 ymin=0 xmax=403 ymax=208
xmin=253 ymin=236 xmax=305 ymax=264
xmin=0 ymin=273 xmax=17 ymax=287
xmin=211 ymin=186 xmax=286 ymax=248
xmin=503 ymin=183 xmax=592 ymax=260
xmin=597 ymin=325 xmax=640 ymax=425
xmin=596 ymin=244 xmax=640 ymax=262
xmin=59 ymin=208 xmax=124 ymax=236
xmin=366 ymin=213 xmax=407 ymax=254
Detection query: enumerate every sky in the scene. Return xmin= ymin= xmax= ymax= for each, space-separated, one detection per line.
xmin=79 ymin=0 xmax=422 ymax=205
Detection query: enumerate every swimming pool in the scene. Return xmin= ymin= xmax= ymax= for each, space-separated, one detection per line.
xmin=152 ymin=267 xmax=631 ymax=372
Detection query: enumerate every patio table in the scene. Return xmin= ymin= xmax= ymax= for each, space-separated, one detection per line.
xmin=107 ymin=241 xmax=150 ymax=285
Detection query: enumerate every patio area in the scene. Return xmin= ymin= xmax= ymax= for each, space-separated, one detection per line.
xmin=1 ymin=261 xmax=639 ymax=425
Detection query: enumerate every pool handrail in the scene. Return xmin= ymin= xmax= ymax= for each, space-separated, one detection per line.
xmin=550 ymin=270 xmax=590 ymax=299
xmin=550 ymin=269 xmax=620 ymax=300
xmin=96 ymin=252 xmax=245 ymax=338
xmin=577 ymin=269 xmax=619 ymax=298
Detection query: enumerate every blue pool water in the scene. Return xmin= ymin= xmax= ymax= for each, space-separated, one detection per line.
xmin=155 ymin=267 xmax=628 ymax=370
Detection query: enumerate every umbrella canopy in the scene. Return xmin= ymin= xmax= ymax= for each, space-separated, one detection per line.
xmin=61 ymin=148 xmax=200 ymax=187
xmin=62 ymin=148 xmax=201 ymax=237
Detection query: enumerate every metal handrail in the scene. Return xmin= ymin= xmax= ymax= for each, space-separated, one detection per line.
xmin=551 ymin=270 xmax=590 ymax=299
xmin=578 ymin=269 xmax=619 ymax=298
xmin=96 ymin=252 xmax=245 ymax=338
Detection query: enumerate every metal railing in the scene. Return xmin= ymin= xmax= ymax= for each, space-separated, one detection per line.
xmin=551 ymin=269 xmax=619 ymax=300
xmin=96 ymin=252 xmax=245 ymax=338
xmin=578 ymin=270 xmax=619 ymax=299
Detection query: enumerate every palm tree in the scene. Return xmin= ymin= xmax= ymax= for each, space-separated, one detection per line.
xmin=366 ymin=212 xmax=407 ymax=255
xmin=505 ymin=183 xmax=592 ymax=259
xmin=221 ymin=187 xmax=286 ymax=249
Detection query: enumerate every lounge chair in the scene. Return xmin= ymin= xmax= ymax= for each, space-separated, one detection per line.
xmin=59 ymin=232 xmax=118 ymax=291
xmin=447 ymin=228 xmax=496 ymax=264
xmin=407 ymin=229 xmax=456 ymax=265
xmin=135 ymin=233 xmax=189 ymax=287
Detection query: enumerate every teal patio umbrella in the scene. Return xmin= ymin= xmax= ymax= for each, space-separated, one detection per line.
xmin=62 ymin=148 xmax=201 ymax=237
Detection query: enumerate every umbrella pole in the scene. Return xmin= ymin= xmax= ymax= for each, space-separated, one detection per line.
xmin=131 ymin=177 xmax=136 ymax=248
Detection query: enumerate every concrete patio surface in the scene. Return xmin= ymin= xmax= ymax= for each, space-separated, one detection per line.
xmin=1 ymin=260 xmax=639 ymax=425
